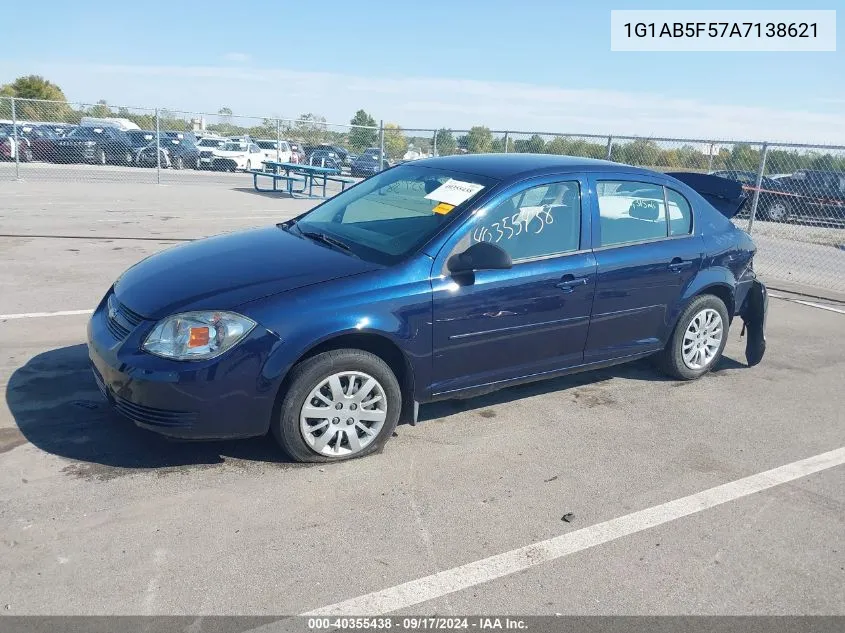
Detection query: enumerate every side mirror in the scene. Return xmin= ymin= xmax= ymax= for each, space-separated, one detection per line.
xmin=447 ymin=241 xmax=512 ymax=274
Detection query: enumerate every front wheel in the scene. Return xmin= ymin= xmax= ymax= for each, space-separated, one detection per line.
xmin=173 ymin=156 xmax=184 ymax=170
xmin=245 ymin=159 xmax=252 ymax=172
xmin=656 ymin=295 xmax=729 ymax=380
xmin=273 ymin=349 xmax=402 ymax=463
xmin=98 ymin=149 xmax=107 ymax=165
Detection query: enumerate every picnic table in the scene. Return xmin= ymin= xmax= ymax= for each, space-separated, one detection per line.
xmin=250 ymin=161 xmax=356 ymax=198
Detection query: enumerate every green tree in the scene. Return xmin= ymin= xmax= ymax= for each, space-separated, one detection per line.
xmin=515 ymin=134 xmax=546 ymax=153
xmin=465 ymin=126 xmax=493 ymax=154
xmin=383 ymin=123 xmax=408 ymax=159
xmin=290 ymin=112 xmax=328 ymax=145
xmin=1 ymin=74 xmax=71 ymax=122
xmin=434 ymin=128 xmax=456 ymax=156
xmin=726 ymin=143 xmax=760 ymax=170
xmin=87 ymin=99 xmax=112 ymax=118
xmin=348 ymin=109 xmax=378 ymax=152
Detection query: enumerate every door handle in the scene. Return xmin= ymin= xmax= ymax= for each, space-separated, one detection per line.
xmin=556 ymin=275 xmax=588 ymax=293
xmin=668 ymin=258 xmax=694 ymax=272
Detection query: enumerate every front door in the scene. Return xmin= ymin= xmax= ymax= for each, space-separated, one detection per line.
xmin=430 ymin=176 xmax=596 ymax=396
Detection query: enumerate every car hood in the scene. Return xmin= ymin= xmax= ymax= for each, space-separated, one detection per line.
xmin=114 ymin=226 xmax=382 ymax=320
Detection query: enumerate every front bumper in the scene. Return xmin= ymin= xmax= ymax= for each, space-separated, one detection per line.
xmin=87 ymin=291 xmax=283 ymax=439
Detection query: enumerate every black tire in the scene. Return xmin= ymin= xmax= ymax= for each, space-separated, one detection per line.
xmin=656 ymin=294 xmax=730 ymax=381
xmin=245 ymin=159 xmax=252 ymax=172
xmin=272 ymin=349 xmax=402 ymax=463
xmin=123 ymin=150 xmax=133 ymax=165
xmin=173 ymin=156 xmax=184 ymax=170
xmin=194 ymin=157 xmax=201 ymax=169
xmin=21 ymin=146 xmax=32 ymax=162
xmin=762 ymin=199 xmax=791 ymax=222
xmin=98 ymin=148 xmax=107 ymax=165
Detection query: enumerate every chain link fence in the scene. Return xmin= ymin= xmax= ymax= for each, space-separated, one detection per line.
xmin=1 ymin=97 xmax=843 ymax=293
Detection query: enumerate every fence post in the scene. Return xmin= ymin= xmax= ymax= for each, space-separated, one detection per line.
xmin=746 ymin=143 xmax=768 ymax=234
xmin=378 ymin=120 xmax=385 ymax=171
xmin=432 ymin=130 xmax=437 ymax=157
xmin=503 ymin=131 xmax=509 ymax=153
xmin=605 ymin=135 xmax=613 ymax=160
xmin=11 ymin=97 xmax=20 ymax=180
xmin=155 ymin=108 xmax=161 ymax=185
xmin=276 ymin=118 xmax=281 ymax=162
xmin=707 ymin=143 xmax=715 ymax=172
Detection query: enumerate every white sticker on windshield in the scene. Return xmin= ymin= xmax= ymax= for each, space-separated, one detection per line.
xmin=424 ymin=179 xmax=485 ymax=206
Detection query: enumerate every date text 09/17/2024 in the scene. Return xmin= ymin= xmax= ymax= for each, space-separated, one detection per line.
xmin=307 ymin=617 xmax=528 ymax=630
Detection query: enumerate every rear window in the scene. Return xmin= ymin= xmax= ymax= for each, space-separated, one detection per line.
xmin=256 ymin=140 xmax=277 ymax=150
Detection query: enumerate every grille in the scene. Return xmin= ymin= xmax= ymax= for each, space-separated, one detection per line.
xmin=112 ymin=393 xmax=197 ymax=429
xmin=106 ymin=294 xmax=145 ymax=340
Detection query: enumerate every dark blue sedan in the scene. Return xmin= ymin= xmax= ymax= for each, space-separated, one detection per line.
xmin=87 ymin=154 xmax=768 ymax=462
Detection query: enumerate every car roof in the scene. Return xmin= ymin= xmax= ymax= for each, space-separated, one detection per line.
xmin=415 ymin=153 xmax=659 ymax=180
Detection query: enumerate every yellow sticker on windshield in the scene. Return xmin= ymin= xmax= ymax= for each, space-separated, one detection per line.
xmin=433 ymin=202 xmax=455 ymax=215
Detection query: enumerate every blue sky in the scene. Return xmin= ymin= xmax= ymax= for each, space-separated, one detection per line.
xmin=1 ymin=0 xmax=843 ymax=142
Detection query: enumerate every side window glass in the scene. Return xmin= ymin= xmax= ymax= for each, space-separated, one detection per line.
xmin=666 ymin=188 xmax=693 ymax=236
xmin=596 ymin=181 xmax=667 ymax=247
xmin=468 ymin=181 xmax=581 ymax=261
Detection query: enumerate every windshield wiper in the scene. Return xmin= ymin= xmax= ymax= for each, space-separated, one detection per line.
xmin=300 ymin=230 xmax=357 ymax=256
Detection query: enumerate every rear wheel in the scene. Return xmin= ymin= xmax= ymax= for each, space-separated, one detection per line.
xmin=245 ymin=159 xmax=252 ymax=172
xmin=124 ymin=150 xmax=133 ymax=165
xmin=173 ymin=156 xmax=184 ymax=170
xmin=656 ymin=295 xmax=729 ymax=380
xmin=21 ymin=146 xmax=32 ymax=162
xmin=273 ymin=349 xmax=401 ymax=463
xmin=763 ymin=199 xmax=791 ymax=222
xmin=98 ymin=149 xmax=107 ymax=165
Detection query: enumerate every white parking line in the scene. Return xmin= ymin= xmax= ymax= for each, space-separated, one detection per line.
xmin=299 ymin=447 xmax=845 ymax=616
xmin=791 ymin=300 xmax=845 ymax=315
xmin=0 ymin=309 xmax=93 ymax=320
xmin=768 ymin=293 xmax=845 ymax=315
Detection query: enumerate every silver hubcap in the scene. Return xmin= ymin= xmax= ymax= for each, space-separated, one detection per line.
xmin=769 ymin=203 xmax=788 ymax=220
xmin=300 ymin=371 xmax=387 ymax=457
xmin=682 ymin=308 xmax=723 ymax=370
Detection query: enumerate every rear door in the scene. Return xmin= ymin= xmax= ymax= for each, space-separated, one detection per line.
xmin=584 ymin=173 xmax=703 ymax=363
xmin=430 ymin=174 xmax=597 ymax=396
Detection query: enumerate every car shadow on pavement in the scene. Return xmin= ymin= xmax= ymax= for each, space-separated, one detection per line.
xmin=417 ymin=355 xmax=747 ymax=423
xmin=6 ymin=344 xmax=749 ymax=471
xmin=5 ymin=344 xmax=293 ymax=471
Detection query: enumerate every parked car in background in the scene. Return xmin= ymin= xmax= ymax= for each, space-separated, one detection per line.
xmin=0 ymin=129 xmax=32 ymax=162
xmin=305 ymin=144 xmax=349 ymax=166
xmin=197 ymin=136 xmax=227 ymax=169
xmin=136 ymin=135 xmax=201 ymax=170
xmin=712 ymin=168 xmax=845 ymax=223
xmin=16 ymin=125 xmax=61 ymax=161
xmin=211 ymin=140 xmax=264 ymax=172
xmin=772 ymin=170 xmax=845 ymax=223
xmin=55 ymin=126 xmax=135 ymax=165
xmin=350 ymin=147 xmax=391 ymax=178
xmin=87 ymin=155 xmax=767 ymax=462
xmin=307 ymin=149 xmax=343 ymax=172
xmin=255 ymin=139 xmax=293 ymax=164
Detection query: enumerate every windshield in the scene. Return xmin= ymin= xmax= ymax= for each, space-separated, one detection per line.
xmin=199 ymin=138 xmax=225 ymax=148
xmin=127 ymin=131 xmax=157 ymax=146
xmin=256 ymin=140 xmax=277 ymax=149
xmin=67 ymin=127 xmax=105 ymax=139
xmin=294 ymin=164 xmax=498 ymax=264
xmin=221 ymin=141 xmax=246 ymax=151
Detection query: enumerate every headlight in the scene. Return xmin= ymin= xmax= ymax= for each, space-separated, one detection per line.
xmin=142 ymin=311 xmax=256 ymax=361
